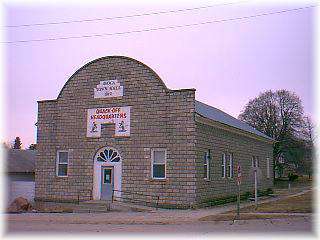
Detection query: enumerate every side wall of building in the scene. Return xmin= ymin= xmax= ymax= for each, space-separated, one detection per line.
xmin=36 ymin=56 xmax=197 ymax=208
xmin=195 ymin=120 xmax=274 ymax=204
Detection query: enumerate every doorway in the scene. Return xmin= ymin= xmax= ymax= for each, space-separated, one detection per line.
xmin=100 ymin=167 xmax=114 ymax=200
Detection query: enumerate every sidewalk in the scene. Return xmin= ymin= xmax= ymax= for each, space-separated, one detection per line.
xmin=6 ymin=187 xmax=312 ymax=225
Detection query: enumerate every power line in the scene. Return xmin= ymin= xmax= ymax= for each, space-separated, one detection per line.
xmin=3 ymin=5 xmax=316 ymax=44
xmin=5 ymin=1 xmax=247 ymax=28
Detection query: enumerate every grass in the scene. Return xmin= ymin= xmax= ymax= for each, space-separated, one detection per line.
xmin=229 ymin=191 xmax=313 ymax=214
xmin=200 ymin=188 xmax=313 ymax=222
xmin=199 ymin=213 xmax=306 ymax=222
xmin=274 ymin=175 xmax=313 ymax=190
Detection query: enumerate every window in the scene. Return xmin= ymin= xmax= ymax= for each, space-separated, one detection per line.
xmin=252 ymin=156 xmax=259 ymax=168
xmin=221 ymin=153 xmax=226 ymax=178
xmin=228 ymin=153 xmax=233 ymax=178
xmin=266 ymin=157 xmax=270 ymax=179
xmin=203 ymin=151 xmax=210 ymax=179
xmin=152 ymin=149 xmax=166 ymax=179
xmin=56 ymin=151 xmax=69 ymax=177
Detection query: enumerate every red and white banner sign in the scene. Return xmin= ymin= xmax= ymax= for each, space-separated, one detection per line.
xmin=237 ymin=164 xmax=242 ymax=185
xmin=86 ymin=106 xmax=130 ymax=138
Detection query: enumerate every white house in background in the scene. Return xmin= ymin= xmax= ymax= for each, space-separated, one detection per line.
xmin=6 ymin=149 xmax=36 ymax=205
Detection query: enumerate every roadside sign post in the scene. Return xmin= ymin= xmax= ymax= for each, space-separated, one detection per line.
xmin=254 ymin=167 xmax=258 ymax=209
xmin=236 ymin=164 xmax=241 ymax=219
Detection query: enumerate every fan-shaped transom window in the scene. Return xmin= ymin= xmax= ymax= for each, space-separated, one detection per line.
xmin=95 ymin=147 xmax=121 ymax=163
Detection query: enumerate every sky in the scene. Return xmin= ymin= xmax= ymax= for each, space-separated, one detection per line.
xmin=2 ymin=0 xmax=316 ymax=148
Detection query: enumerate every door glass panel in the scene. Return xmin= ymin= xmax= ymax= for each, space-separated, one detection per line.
xmin=103 ymin=169 xmax=112 ymax=184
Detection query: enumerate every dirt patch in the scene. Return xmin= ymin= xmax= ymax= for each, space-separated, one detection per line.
xmin=36 ymin=206 xmax=74 ymax=213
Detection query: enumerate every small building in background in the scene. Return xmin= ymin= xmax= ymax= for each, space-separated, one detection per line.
xmin=6 ymin=149 xmax=36 ymax=205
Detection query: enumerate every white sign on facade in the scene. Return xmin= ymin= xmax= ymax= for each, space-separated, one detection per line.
xmin=87 ymin=106 xmax=130 ymax=138
xmin=94 ymin=80 xmax=124 ymax=98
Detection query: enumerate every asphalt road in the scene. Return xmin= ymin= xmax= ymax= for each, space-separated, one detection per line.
xmin=6 ymin=216 xmax=312 ymax=235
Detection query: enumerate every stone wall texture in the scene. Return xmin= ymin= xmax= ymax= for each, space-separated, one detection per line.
xmin=36 ymin=56 xmax=273 ymax=208
xmin=36 ymin=56 xmax=197 ymax=208
xmin=195 ymin=120 xmax=274 ymax=204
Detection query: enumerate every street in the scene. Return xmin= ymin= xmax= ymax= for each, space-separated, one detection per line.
xmin=6 ymin=215 xmax=312 ymax=234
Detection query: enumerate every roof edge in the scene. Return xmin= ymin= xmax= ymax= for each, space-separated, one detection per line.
xmin=195 ymin=113 xmax=275 ymax=144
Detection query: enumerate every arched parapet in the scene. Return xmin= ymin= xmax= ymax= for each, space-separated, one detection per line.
xmin=57 ymin=56 xmax=172 ymax=101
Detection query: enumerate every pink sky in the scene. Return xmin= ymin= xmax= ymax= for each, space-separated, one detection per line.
xmin=4 ymin=1 xmax=315 ymax=148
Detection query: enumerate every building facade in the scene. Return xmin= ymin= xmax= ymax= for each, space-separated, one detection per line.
xmin=36 ymin=56 xmax=273 ymax=208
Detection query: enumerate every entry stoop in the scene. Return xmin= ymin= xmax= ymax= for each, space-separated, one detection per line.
xmin=111 ymin=201 xmax=154 ymax=212
xmin=74 ymin=200 xmax=111 ymax=213
xmin=74 ymin=200 xmax=155 ymax=213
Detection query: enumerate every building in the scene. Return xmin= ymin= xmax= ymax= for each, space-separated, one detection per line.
xmin=36 ymin=56 xmax=274 ymax=208
xmin=6 ymin=149 xmax=36 ymax=205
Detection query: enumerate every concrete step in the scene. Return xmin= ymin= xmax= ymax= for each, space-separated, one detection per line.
xmin=75 ymin=208 xmax=111 ymax=213
xmin=76 ymin=205 xmax=111 ymax=211
xmin=111 ymin=201 xmax=155 ymax=212
xmin=73 ymin=200 xmax=156 ymax=213
xmin=73 ymin=200 xmax=111 ymax=213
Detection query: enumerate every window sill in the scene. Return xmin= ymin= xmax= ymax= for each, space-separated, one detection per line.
xmin=56 ymin=175 xmax=68 ymax=178
xmin=146 ymin=178 xmax=168 ymax=183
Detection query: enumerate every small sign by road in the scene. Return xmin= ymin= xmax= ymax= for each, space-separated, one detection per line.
xmin=237 ymin=164 xmax=241 ymax=186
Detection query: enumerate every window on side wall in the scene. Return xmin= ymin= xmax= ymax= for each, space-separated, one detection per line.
xmin=204 ymin=150 xmax=210 ymax=180
xmin=152 ymin=149 xmax=166 ymax=179
xmin=251 ymin=156 xmax=259 ymax=168
xmin=228 ymin=153 xmax=233 ymax=178
xmin=266 ymin=157 xmax=270 ymax=179
xmin=56 ymin=151 xmax=69 ymax=177
xmin=221 ymin=153 xmax=226 ymax=178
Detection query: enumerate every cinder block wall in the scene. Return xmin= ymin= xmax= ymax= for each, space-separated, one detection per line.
xmin=35 ymin=56 xmax=197 ymax=208
xmin=194 ymin=121 xmax=274 ymax=204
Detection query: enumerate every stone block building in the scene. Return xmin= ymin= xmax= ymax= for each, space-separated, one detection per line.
xmin=36 ymin=56 xmax=274 ymax=208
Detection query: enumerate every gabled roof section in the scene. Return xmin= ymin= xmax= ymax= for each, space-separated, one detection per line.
xmin=195 ymin=100 xmax=273 ymax=141
xmin=6 ymin=149 xmax=36 ymax=173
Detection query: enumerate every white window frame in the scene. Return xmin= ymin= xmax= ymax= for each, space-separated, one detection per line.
xmin=252 ymin=156 xmax=259 ymax=168
xmin=56 ymin=150 xmax=69 ymax=177
xmin=204 ymin=151 xmax=210 ymax=180
xmin=151 ymin=149 xmax=167 ymax=179
xmin=228 ymin=153 xmax=233 ymax=178
xmin=266 ymin=157 xmax=270 ymax=179
xmin=221 ymin=153 xmax=226 ymax=178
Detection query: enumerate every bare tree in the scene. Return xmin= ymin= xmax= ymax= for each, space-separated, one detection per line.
xmin=297 ymin=116 xmax=314 ymax=178
xmin=28 ymin=143 xmax=37 ymax=150
xmin=13 ymin=137 xmax=22 ymax=149
xmin=299 ymin=116 xmax=315 ymax=144
xmin=238 ymin=90 xmax=279 ymax=139
xmin=238 ymin=90 xmax=306 ymax=179
xmin=239 ymin=90 xmax=304 ymax=141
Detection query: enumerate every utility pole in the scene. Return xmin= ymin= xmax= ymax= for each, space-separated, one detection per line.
xmin=254 ymin=168 xmax=258 ymax=209
xmin=236 ymin=164 xmax=241 ymax=219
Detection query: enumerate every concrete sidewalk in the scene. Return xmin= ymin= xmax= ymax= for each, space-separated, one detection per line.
xmin=6 ymin=188 xmax=312 ymax=225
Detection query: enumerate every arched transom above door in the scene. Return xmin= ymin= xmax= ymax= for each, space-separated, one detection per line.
xmin=95 ymin=147 xmax=121 ymax=163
